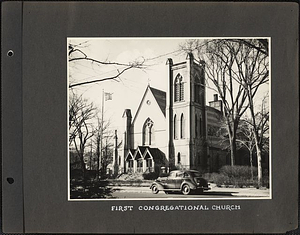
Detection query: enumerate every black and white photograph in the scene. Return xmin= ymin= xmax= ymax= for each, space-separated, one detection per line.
xmin=68 ymin=38 xmax=270 ymax=200
xmin=2 ymin=2 xmax=298 ymax=233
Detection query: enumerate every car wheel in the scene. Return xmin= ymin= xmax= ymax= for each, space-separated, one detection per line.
xmin=152 ymin=185 xmax=159 ymax=194
xmin=182 ymin=184 xmax=191 ymax=195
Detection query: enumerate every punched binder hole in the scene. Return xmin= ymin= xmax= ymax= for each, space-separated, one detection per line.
xmin=7 ymin=177 xmax=14 ymax=184
xmin=7 ymin=50 xmax=14 ymax=57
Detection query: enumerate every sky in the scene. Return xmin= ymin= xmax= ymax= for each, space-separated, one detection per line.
xmin=68 ymin=38 xmax=270 ymax=134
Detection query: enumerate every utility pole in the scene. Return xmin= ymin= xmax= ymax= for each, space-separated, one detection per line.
xmin=114 ymin=130 xmax=119 ymax=176
xmin=90 ymin=141 xmax=92 ymax=170
xmin=99 ymin=89 xmax=104 ymax=178
xmin=104 ymin=137 xmax=108 ymax=175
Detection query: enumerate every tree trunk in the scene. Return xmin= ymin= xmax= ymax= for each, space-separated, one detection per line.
xmin=250 ymin=149 xmax=254 ymax=181
xmin=229 ymin=137 xmax=236 ymax=166
xmin=248 ymin=90 xmax=263 ymax=188
xmin=252 ymin=129 xmax=262 ymax=188
xmin=96 ymin=153 xmax=100 ymax=180
xmin=96 ymin=143 xmax=100 ymax=181
xmin=254 ymin=139 xmax=263 ymax=187
xmin=93 ymin=136 xmax=100 ymax=181
xmin=256 ymin=148 xmax=262 ymax=187
xmin=226 ymin=118 xmax=237 ymax=166
xmin=79 ymin=150 xmax=86 ymax=182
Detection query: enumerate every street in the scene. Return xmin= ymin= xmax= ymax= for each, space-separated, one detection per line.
xmin=105 ymin=184 xmax=270 ymax=199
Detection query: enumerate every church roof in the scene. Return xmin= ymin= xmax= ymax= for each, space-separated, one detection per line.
xmin=136 ymin=146 xmax=167 ymax=164
xmin=132 ymin=86 xmax=166 ymax=124
xmin=147 ymin=147 xmax=166 ymax=163
xmin=137 ymin=146 xmax=148 ymax=154
xmin=149 ymin=87 xmax=166 ymax=116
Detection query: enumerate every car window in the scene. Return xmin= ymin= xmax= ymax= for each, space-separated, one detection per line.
xmin=169 ymin=172 xmax=177 ymax=178
xmin=189 ymin=171 xmax=201 ymax=177
xmin=176 ymin=173 xmax=183 ymax=178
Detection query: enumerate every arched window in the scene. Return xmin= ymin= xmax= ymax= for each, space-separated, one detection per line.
xmin=180 ymin=81 xmax=184 ymax=101
xmin=144 ymin=125 xmax=149 ymax=144
xmin=174 ymin=76 xmax=180 ymax=102
xmin=180 ymin=113 xmax=185 ymax=139
xmin=194 ymin=75 xmax=201 ymax=103
xmin=177 ymin=152 xmax=181 ymax=164
xmin=174 ymin=74 xmax=184 ymax=102
xmin=143 ymin=118 xmax=154 ymax=145
xmin=199 ymin=117 xmax=202 ymax=136
xmin=174 ymin=115 xmax=178 ymax=139
xmin=195 ymin=114 xmax=198 ymax=138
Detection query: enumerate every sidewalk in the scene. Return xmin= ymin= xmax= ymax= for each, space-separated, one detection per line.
xmin=110 ymin=184 xmax=270 ymax=198
xmin=209 ymin=183 xmax=270 ymax=197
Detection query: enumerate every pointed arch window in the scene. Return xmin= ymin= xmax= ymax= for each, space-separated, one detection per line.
xmin=199 ymin=117 xmax=202 ymax=136
xmin=177 ymin=152 xmax=181 ymax=164
xmin=195 ymin=114 xmax=198 ymax=138
xmin=174 ymin=115 xmax=178 ymax=139
xmin=174 ymin=74 xmax=184 ymax=102
xmin=143 ymin=118 xmax=154 ymax=145
xmin=180 ymin=113 xmax=185 ymax=139
xmin=194 ymin=75 xmax=202 ymax=104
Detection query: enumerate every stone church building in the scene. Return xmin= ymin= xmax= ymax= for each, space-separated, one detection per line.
xmin=113 ymin=53 xmax=228 ymax=175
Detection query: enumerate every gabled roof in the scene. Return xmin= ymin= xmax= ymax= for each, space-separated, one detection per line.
xmin=147 ymin=147 xmax=166 ymax=162
xmin=137 ymin=146 xmax=148 ymax=153
xmin=149 ymin=87 xmax=166 ymax=116
xmin=133 ymin=147 xmax=144 ymax=160
xmin=132 ymin=86 xmax=166 ymax=124
xmin=125 ymin=149 xmax=135 ymax=160
xmin=142 ymin=147 xmax=167 ymax=164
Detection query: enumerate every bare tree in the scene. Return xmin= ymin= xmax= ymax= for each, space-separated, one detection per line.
xmin=68 ymin=42 xmax=146 ymax=88
xmin=69 ymin=91 xmax=97 ymax=180
xmin=236 ymin=119 xmax=256 ymax=180
xmin=255 ymin=99 xmax=269 ymax=154
xmin=182 ymin=40 xmax=249 ymax=165
xmin=248 ymin=95 xmax=269 ymax=187
xmin=101 ymin=133 xmax=114 ymax=177
xmin=92 ymin=116 xmax=114 ymax=179
xmin=181 ymin=39 xmax=269 ymax=168
xmin=93 ymin=117 xmax=102 ymax=180
xmin=225 ymin=39 xmax=268 ymax=56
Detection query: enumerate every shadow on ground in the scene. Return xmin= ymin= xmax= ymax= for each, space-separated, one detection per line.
xmin=165 ymin=190 xmax=237 ymax=197
xmin=201 ymin=191 xmax=237 ymax=196
xmin=70 ymin=179 xmax=119 ymax=199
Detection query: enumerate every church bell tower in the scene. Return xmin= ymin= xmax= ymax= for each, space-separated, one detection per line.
xmin=166 ymin=53 xmax=207 ymax=171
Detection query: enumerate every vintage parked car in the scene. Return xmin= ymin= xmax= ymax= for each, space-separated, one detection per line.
xmin=150 ymin=170 xmax=210 ymax=195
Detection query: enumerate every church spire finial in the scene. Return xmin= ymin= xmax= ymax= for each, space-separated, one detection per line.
xmin=186 ymin=52 xmax=194 ymax=61
xmin=147 ymin=77 xmax=151 ymax=86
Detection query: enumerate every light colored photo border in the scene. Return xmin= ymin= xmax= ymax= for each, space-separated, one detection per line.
xmin=67 ymin=37 xmax=272 ymax=201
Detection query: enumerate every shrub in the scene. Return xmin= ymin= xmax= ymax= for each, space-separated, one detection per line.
xmin=205 ymin=165 xmax=270 ymax=188
xmin=204 ymin=172 xmax=230 ymax=186
xmin=86 ymin=170 xmax=97 ymax=179
xmin=70 ymin=169 xmax=83 ymax=180
xmin=219 ymin=165 xmax=257 ymax=179
xmin=262 ymin=175 xmax=270 ymax=188
xmin=142 ymin=172 xmax=159 ymax=180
